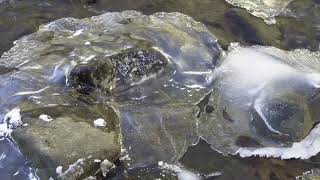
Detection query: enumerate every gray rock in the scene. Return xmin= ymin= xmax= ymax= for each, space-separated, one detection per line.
xmin=225 ymin=0 xmax=294 ymax=24
xmin=12 ymin=102 xmax=121 ymax=179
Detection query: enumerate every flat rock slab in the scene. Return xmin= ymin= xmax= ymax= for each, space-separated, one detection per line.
xmin=12 ymin=103 xmax=121 ymax=179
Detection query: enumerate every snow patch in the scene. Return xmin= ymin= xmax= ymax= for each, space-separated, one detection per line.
xmin=28 ymin=170 xmax=40 ymax=180
xmin=57 ymin=158 xmax=86 ymax=178
xmin=0 ymin=108 xmax=23 ymax=138
xmin=73 ymin=29 xmax=84 ymax=37
xmin=68 ymin=29 xmax=84 ymax=38
xmin=39 ymin=114 xmax=53 ymax=122
xmin=94 ymin=118 xmax=106 ymax=127
xmin=159 ymin=162 xmax=201 ymax=180
xmin=4 ymin=107 xmax=22 ymax=128
xmin=0 ymin=124 xmax=12 ymax=139
xmin=56 ymin=166 xmax=63 ymax=176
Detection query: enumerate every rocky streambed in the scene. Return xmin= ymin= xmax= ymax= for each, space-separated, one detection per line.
xmin=0 ymin=1 xmax=320 ymax=180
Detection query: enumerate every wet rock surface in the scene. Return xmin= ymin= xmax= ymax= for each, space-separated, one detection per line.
xmin=12 ymin=102 xmax=121 ymax=179
xmin=224 ymin=0 xmax=294 ymax=24
xmin=69 ymin=48 xmax=168 ymax=94
xmin=0 ymin=1 xmax=320 ymax=179
xmin=0 ymin=11 xmax=221 ymax=179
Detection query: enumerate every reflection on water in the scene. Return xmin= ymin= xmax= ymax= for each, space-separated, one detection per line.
xmin=0 ymin=0 xmax=319 ymax=55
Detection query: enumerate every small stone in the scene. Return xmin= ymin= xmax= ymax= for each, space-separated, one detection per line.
xmin=39 ymin=114 xmax=53 ymax=122
xmin=100 ymin=159 xmax=114 ymax=177
xmin=94 ymin=118 xmax=106 ymax=127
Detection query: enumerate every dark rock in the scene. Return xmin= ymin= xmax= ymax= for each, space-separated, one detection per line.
xmin=225 ymin=9 xmax=264 ymax=45
xmin=69 ymin=58 xmax=116 ymax=95
xmin=69 ymin=48 xmax=168 ymax=94
xmin=205 ymin=105 xmax=214 ymax=114
xmin=223 ymin=108 xmax=234 ymax=122
xmin=250 ymin=97 xmax=312 ymax=144
xmin=109 ymin=48 xmax=168 ymax=92
xmin=0 ymin=66 xmax=17 ymax=75
xmin=235 ymin=136 xmax=262 ymax=148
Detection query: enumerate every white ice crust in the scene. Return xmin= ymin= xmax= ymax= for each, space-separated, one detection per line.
xmin=0 ymin=108 xmax=22 ymax=138
xmin=158 ymin=162 xmax=201 ymax=180
xmin=237 ymin=123 xmax=320 ymax=159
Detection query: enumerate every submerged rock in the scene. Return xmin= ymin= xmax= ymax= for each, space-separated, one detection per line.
xmin=225 ymin=0 xmax=294 ymax=24
xmin=250 ymin=89 xmax=314 ymax=143
xmin=199 ymin=43 xmax=320 ymax=156
xmin=3 ymin=8 xmax=320 ymax=179
xmin=12 ymin=102 xmax=121 ymax=179
xmin=0 ymin=10 xmax=221 ymax=177
xmin=69 ymin=56 xmax=116 ymax=94
xmin=69 ymin=47 xmax=168 ymax=94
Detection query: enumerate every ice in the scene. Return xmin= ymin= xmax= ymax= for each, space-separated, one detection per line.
xmin=13 ymin=86 xmax=49 ymax=96
xmin=71 ymin=29 xmax=84 ymax=38
xmin=57 ymin=158 xmax=85 ymax=178
xmin=225 ymin=0 xmax=294 ymax=24
xmin=0 ymin=124 xmax=12 ymax=139
xmin=159 ymin=162 xmax=201 ymax=180
xmin=198 ymin=43 xmax=320 ymax=155
xmin=56 ymin=166 xmax=63 ymax=176
xmin=237 ymin=123 xmax=320 ymax=159
xmin=3 ymin=107 xmax=22 ymax=129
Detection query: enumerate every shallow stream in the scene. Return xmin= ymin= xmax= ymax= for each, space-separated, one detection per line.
xmin=0 ymin=0 xmax=320 ymax=180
